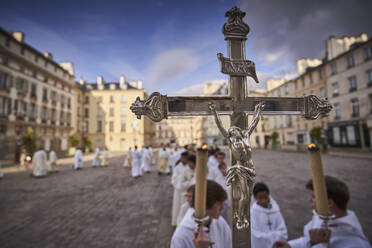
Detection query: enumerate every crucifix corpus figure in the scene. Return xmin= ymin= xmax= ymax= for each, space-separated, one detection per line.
xmin=208 ymin=101 xmax=264 ymax=230
xmin=130 ymin=6 xmax=332 ymax=248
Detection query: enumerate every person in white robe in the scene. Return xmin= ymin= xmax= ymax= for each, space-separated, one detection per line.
xmin=214 ymin=161 xmax=232 ymax=227
xmin=171 ymin=152 xmax=190 ymax=226
xmin=73 ymin=148 xmax=84 ymax=170
xmin=158 ymin=144 xmax=170 ymax=175
xmin=92 ymin=147 xmax=102 ymax=167
xmin=207 ymin=149 xmax=220 ymax=181
xmin=141 ymin=146 xmax=151 ymax=173
xmin=47 ymin=149 xmax=58 ymax=172
xmin=165 ymin=144 xmax=174 ymax=175
xmin=170 ymin=146 xmax=181 ymax=172
xmin=250 ymin=182 xmax=287 ymax=248
xmin=131 ymin=146 xmax=142 ymax=178
xmin=171 ymin=180 xmax=232 ymax=248
xmin=148 ymin=145 xmax=155 ymax=166
xmin=274 ymin=176 xmax=371 ymax=248
xmin=102 ymin=147 xmax=109 ymax=167
xmin=123 ymin=147 xmax=132 ymax=168
xmin=32 ymin=147 xmax=48 ymax=177
xmin=177 ymin=185 xmax=194 ymax=226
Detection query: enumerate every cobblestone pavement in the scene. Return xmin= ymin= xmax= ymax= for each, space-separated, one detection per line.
xmin=0 ymin=149 xmax=371 ymax=248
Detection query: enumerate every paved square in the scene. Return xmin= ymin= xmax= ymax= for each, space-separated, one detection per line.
xmin=0 ymin=149 xmax=371 ymax=247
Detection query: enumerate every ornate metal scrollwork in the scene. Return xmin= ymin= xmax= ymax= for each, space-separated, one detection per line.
xmin=222 ymin=6 xmax=250 ymax=39
xmin=303 ymin=95 xmax=333 ymax=120
xmin=217 ymin=53 xmax=259 ymax=83
xmin=130 ymin=92 xmax=168 ymax=122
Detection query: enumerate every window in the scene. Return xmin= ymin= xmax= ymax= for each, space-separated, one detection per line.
xmin=332 ymin=82 xmax=339 ymax=97
xmin=84 ymin=96 xmax=89 ymax=104
xmin=83 ymin=121 xmax=88 ymax=132
xmin=110 ymin=95 xmax=115 ymax=103
xmin=32 ymin=71 xmax=37 ymax=78
xmin=109 ymin=121 xmax=114 ymax=132
xmin=319 ymin=69 xmax=323 ymax=80
xmin=346 ymin=126 xmax=356 ymax=145
xmin=97 ymin=107 xmax=103 ymax=117
xmin=346 ymin=55 xmax=354 ymax=68
xmin=42 ymin=88 xmax=48 ymax=102
xmin=0 ymin=72 xmax=9 ymax=89
xmin=365 ymin=45 xmax=372 ymax=60
xmin=121 ymin=95 xmax=126 ymax=103
xmin=97 ymin=121 xmax=102 ymax=133
xmin=302 ymin=78 xmax=305 ymax=88
xmin=121 ymin=107 xmax=126 ymax=116
xmin=84 ymin=108 xmax=89 ymax=117
xmin=121 ymin=120 xmax=126 ymax=131
xmin=67 ymin=98 xmax=71 ymax=108
xmin=369 ymin=94 xmax=372 ymax=114
xmin=2 ymin=57 xmax=8 ymax=66
xmin=351 ymin=99 xmax=359 ymax=117
xmin=5 ymin=38 xmax=10 ymax=47
xmin=367 ymin=69 xmax=372 ymax=87
xmin=348 ymin=76 xmax=357 ymax=92
xmin=334 ymin=103 xmax=340 ymax=120
xmin=333 ymin=127 xmax=341 ymax=144
xmin=97 ymin=96 xmax=102 ymax=103
xmin=44 ymin=76 xmax=48 ymax=83
xmin=309 ymin=73 xmax=313 ymax=84
xmin=109 ymin=107 xmax=114 ymax=117
xmin=331 ymin=63 xmax=337 ymax=75
xmin=320 ymin=87 xmax=326 ymax=98
xmin=35 ymin=56 xmax=38 ymax=63
xmin=21 ymin=47 xmax=25 ymax=55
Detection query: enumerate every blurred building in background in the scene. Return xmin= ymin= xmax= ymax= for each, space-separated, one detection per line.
xmin=261 ymin=33 xmax=372 ymax=150
xmin=75 ymin=76 xmax=155 ymax=152
xmin=0 ymin=28 xmax=76 ymax=161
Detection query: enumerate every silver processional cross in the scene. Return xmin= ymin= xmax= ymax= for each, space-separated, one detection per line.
xmin=130 ymin=6 xmax=332 ymax=248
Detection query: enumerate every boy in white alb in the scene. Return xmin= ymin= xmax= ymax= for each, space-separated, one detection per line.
xmin=171 ymin=180 xmax=232 ymax=248
xmin=251 ymin=182 xmax=287 ymax=248
xmin=273 ymin=176 xmax=371 ymax=248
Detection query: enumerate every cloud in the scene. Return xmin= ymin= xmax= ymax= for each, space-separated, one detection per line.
xmin=147 ymin=49 xmax=201 ymax=85
xmin=239 ymin=0 xmax=372 ymax=75
xmin=101 ymin=59 xmax=143 ymax=82
xmin=172 ymin=79 xmax=227 ymax=96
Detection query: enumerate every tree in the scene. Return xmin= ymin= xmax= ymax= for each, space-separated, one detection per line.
xmin=83 ymin=136 xmax=92 ymax=151
xmin=69 ymin=133 xmax=79 ymax=147
xmin=270 ymin=131 xmax=279 ymax=149
xmin=310 ymin=126 xmax=322 ymax=143
xmin=21 ymin=128 xmax=36 ymax=155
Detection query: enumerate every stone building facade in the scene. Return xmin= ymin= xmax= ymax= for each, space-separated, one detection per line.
xmin=0 ymin=28 xmax=76 ymax=161
xmin=75 ymin=76 xmax=155 ymax=151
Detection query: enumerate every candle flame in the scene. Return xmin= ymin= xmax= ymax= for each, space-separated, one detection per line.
xmin=202 ymin=144 xmax=207 ymax=150
xmin=308 ymin=144 xmax=316 ymax=149
xmin=308 ymin=143 xmax=319 ymax=151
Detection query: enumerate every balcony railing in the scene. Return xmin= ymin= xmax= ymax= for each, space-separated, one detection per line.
xmin=349 ymin=87 xmax=357 ymax=93
xmin=351 ymin=112 xmax=359 ymax=118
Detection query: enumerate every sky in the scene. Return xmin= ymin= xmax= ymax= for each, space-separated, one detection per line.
xmin=1 ymin=0 xmax=371 ymax=95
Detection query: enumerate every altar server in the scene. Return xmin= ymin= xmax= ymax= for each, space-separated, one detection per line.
xmin=158 ymin=144 xmax=170 ymax=175
xmin=32 ymin=147 xmax=48 ymax=177
xmin=171 ymin=152 xmax=190 ymax=226
xmin=171 ymin=180 xmax=232 ymax=248
xmin=141 ymin=146 xmax=151 ymax=173
xmin=251 ymin=182 xmax=287 ymax=248
xmin=273 ymin=176 xmax=371 ymax=248
xmin=92 ymin=146 xmax=102 ymax=167
xmin=131 ymin=146 xmax=142 ymax=178
xmin=47 ymin=149 xmax=58 ymax=172
xmin=73 ymin=147 xmax=84 ymax=170
xmin=123 ymin=147 xmax=132 ymax=168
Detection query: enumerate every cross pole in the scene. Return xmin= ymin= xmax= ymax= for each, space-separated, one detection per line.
xmin=130 ymin=6 xmax=332 ymax=248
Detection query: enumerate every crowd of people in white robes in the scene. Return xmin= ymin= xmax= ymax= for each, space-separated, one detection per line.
xmin=167 ymin=145 xmax=371 ymax=248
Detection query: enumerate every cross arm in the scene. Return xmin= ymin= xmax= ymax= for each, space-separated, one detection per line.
xmin=236 ymin=95 xmax=332 ymax=120
xmin=130 ymin=92 xmax=233 ymax=122
xmin=130 ymin=92 xmax=332 ymax=122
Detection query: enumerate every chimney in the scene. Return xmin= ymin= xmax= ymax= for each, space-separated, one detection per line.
xmin=12 ymin=32 xmax=24 ymax=42
xmin=97 ymin=75 xmax=104 ymax=84
xmin=120 ymin=74 xmax=126 ymax=84
xmin=137 ymin=80 xmax=143 ymax=89
xmin=79 ymin=76 xmax=85 ymax=85
xmin=43 ymin=51 xmax=53 ymax=60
